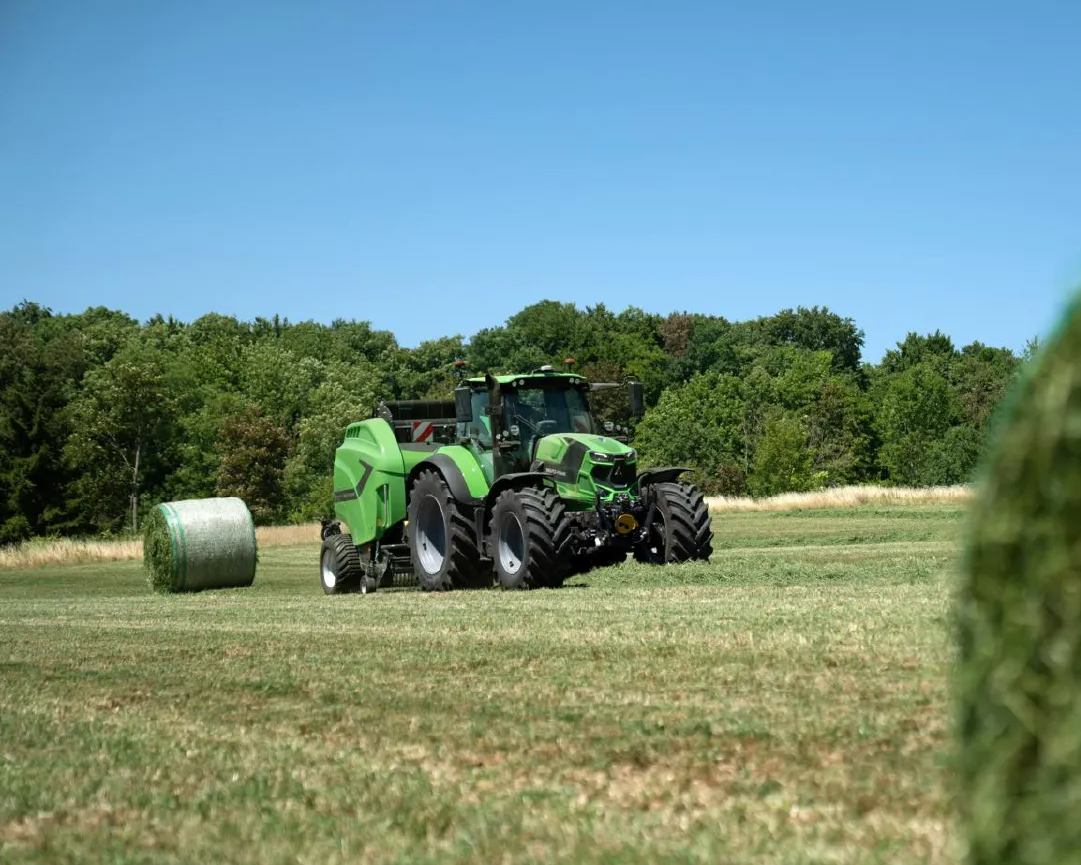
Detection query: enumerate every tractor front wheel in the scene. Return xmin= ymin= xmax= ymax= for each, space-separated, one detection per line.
xmin=408 ymin=469 xmax=490 ymax=591
xmin=634 ymin=482 xmax=713 ymax=564
xmin=491 ymin=487 xmax=572 ymax=589
xmin=321 ymin=534 xmax=362 ymax=594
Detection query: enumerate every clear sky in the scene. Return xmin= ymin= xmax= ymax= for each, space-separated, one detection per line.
xmin=1 ymin=1 xmax=1078 ymax=363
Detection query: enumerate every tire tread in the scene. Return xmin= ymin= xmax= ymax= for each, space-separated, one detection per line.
xmin=493 ymin=486 xmax=572 ymax=589
xmin=639 ymin=482 xmax=713 ymax=563
xmin=322 ymin=533 xmax=362 ymax=594
xmin=411 ymin=469 xmax=489 ymax=590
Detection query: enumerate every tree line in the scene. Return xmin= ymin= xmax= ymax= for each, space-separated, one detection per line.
xmin=0 ymin=300 xmax=1029 ymax=542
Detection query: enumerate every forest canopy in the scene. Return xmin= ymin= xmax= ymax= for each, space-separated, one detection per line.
xmin=0 ymin=300 xmax=1026 ymax=542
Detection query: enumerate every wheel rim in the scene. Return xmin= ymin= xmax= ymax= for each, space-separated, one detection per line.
xmin=415 ymin=496 xmax=446 ymax=574
xmin=321 ymin=549 xmax=336 ymax=588
xmin=498 ymin=513 xmax=525 ymax=575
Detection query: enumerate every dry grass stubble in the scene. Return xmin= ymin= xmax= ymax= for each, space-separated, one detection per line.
xmin=0 ymin=487 xmax=969 ymax=571
xmin=706 ymin=484 xmax=970 ymax=512
xmin=0 ymin=523 xmax=319 ymax=571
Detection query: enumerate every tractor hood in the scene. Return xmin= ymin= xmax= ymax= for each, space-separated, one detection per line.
xmin=534 ymin=433 xmax=635 ymax=464
xmin=555 ymin=433 xmax=634 ymax=458
xmin=532 ymin=433 xmax=637 ymax=496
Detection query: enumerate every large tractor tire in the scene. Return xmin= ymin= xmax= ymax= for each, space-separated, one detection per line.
xmin=490 ymin=486 xmax=572 ymax=589
xmin=634 ymin=482 xmax=713 ymax=564
xmin=321 ymin=533 xmax=362 ymax=594
xmin=408 ymin=469 xmax=490 ymax=591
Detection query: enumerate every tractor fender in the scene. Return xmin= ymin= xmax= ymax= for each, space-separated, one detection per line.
xmin=637 ymin=467 xmax=692 ymax=491
xmin=483 ymin=472 xmax=553 ymax=514
xmin=407 ymin=453 xmax=483 ymax=507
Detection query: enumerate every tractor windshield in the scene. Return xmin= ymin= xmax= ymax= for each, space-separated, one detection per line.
xmin=461 ymin=382 xmax=594 ymax=456
xmin=504 ymin=384 xmax=594 ymax=437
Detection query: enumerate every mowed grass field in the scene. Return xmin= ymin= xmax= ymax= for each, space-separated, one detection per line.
xmin=0 ymin=506 xmax=962 ymax=864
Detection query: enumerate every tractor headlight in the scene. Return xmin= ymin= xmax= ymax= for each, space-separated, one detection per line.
xmin=589 ymin=451 xmax=614 ymax=463
xmin=624 ymin=449 xmax=637 ymax=461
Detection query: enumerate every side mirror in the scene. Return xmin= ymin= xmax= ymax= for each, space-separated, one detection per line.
xmin=628 ymin=381 xmax=644 ymax=418
xmin=454 ymin=388 xmax=472 ymax=423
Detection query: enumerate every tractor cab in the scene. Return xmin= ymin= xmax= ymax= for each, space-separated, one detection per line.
xmin=454 ymin=367 xmax=643 ymax=479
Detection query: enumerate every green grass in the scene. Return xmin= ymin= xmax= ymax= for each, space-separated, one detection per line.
xmin=0 ymin=505 xmax=962 ymax=864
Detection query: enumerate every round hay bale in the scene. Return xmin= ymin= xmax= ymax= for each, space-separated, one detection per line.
xmin=143 ymin=497 xmax=258 ymax=593
xmin=960 ymin=295 xmax=1081 ymax=864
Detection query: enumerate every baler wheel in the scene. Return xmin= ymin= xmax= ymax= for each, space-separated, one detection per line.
xmin=320 ymin=534 xmax=362 ymax=594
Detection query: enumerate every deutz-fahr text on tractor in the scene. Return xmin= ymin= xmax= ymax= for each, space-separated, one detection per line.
xmin=320 ymin=366 xmax=712 ymax=593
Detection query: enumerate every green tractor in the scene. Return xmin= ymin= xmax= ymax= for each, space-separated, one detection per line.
xmin=319 ymin=366 xmax=712 ymax=593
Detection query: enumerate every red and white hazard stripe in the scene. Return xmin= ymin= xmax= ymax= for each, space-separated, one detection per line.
xmin=411 ymin=421 xmax=434 ymax=443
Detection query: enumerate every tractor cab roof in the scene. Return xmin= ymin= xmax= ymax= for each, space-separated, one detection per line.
xmin=461 ymin=368 xmax=588 ymax=388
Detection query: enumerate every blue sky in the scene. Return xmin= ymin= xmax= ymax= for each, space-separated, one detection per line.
xmin=1 ymin=1 xmax=1078 ymax=363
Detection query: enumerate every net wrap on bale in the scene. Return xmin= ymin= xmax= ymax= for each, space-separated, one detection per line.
xmin=960 ymin=292 xmax=1081 ymax=865
xmin=144 ymin=497 xmax=258 ymax=593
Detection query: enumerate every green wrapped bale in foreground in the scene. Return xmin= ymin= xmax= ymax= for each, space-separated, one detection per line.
xmin=143 ymin=497 xmax=258 ymax=593
xmin=960 ymin=296 xmax=1081 ymax=864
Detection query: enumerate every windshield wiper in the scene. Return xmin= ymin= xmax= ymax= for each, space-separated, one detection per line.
xmin=513 ymin=412 xmax=540 ymax=435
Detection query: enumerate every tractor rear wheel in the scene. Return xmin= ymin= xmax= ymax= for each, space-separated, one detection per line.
xmin=408 ymin=469 xmax=490 ymax=591
xmin=634 ymin=482 xmax=713 ymax=564
xmin=321 ymin=534 xmax=362 ymax=594
xmin=491 ymin=487 xmax=572 ymax=589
